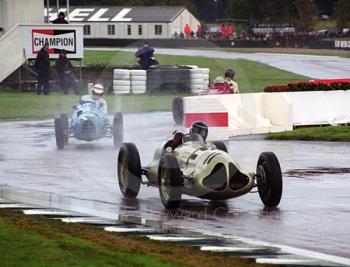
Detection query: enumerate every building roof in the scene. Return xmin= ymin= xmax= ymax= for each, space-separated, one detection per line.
xmin=47 ymin=6 xmax=187 ymax=23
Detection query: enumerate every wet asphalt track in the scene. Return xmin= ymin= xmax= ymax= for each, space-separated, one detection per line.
xmin=1 ymin=112 xmax=350 ymax=260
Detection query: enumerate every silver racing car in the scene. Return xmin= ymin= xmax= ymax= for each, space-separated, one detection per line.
xmin=117 ymin=122 xmax=283 ymax=209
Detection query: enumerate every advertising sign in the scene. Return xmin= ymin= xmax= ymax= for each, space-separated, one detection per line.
xmin=22 ymin=25 xmax=84 ymax=59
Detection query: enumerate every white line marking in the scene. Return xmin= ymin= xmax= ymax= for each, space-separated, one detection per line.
xmin=0 ymin=204 xmax=37 ymax=209
xmin=104 ymin=227 xmax=156 ymax=233
xmin=200 ymin=246 xmax=265 ymax=253
xmin=147 ymin=235 xmax=205 ymax=242
xmin=256 ymin=258 xmax=321 ymax=265
xmin=60 ymin=217 xmax=115 ymax=224
xmin=189 ymin=229 xmax=350 ymax=266
xmin=23 ymin=209 xmax=80 ymax=216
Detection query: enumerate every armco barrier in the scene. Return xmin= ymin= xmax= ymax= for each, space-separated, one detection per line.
xmin=183 ymin=91 xmax=350 ymax=140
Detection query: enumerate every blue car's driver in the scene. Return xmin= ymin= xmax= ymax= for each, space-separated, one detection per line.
xmin=80 ymin=84 xmax=107 ymax=114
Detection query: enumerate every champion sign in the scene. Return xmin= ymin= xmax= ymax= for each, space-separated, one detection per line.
xmin=32 ymin=29 xmax=76 ymax=54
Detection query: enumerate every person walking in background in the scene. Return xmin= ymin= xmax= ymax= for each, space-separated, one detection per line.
xmin=56 ymin=50 xmax=80 ymax=95
xmin=53 ymin=11 xmax=68 ymax=24
xmin=184 ymin=24 xmax=191 ymax=39
xmin=35 ymin=43 xmax=50 ymax=95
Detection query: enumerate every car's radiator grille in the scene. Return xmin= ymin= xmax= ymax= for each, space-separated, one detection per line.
xmin=202 ymin=163 xmax=227 ymax=191
xmin=82 ymin=120 xmax=96 ymax=141
xmin=228 ymin=163 xmax=249 ymax=190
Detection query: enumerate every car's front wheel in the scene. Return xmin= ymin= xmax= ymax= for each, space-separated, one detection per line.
xmin=158 ymin=153 xmax=183 ymax=209
xmin=113 ymin=112 xmax=123 ymax=148
xmin=117 ymin=143 xmax=141 ymax=198
xmin=256 ymin=152 xmax=283 ymax=207
xmin=54 ymin=117 xmax=65 ymax=149
xmin=172 ymin=97 xmax=183 ymax=125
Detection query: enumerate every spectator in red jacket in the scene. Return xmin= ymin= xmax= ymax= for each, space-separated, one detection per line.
xmin=184 ymin=24 xmax=191 ymax=39
xmin=220 ymin=24 xmax=227 ymax=39
xmin=227 ymin=23 xmax=233 ymax=39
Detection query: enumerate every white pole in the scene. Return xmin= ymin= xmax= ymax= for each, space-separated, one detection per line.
xmin=56 ymin=0 xmax=60 ymax=16
xmin=46 ymin=0 xmax=50 ymax=23
xmin=67 ymin=0 xmax=70 ymax=22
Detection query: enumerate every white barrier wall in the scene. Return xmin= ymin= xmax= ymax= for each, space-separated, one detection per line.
xmin=282 ymin=91 xmax=350 ymax=126
xmin=183 ymin=91 xmax=350 ymax=140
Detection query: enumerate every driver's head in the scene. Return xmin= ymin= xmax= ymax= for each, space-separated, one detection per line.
xmin=190 ymin=121 xmax=208 ymax=141
xmin=92 ymin=84 xmax=104 ymax=97
xmin=224 ymin=68 xmax=235 ymax=80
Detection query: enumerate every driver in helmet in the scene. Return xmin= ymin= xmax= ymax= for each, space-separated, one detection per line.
xmin=190 ymin=121 xmax=208 ymax=142
xmin=80 ymin=84 xmax=108 ymax=114
xmin=224 ymin=68 xmax=239 ymax=93
xmin=91 ymin=84 xmax=107 ymax=114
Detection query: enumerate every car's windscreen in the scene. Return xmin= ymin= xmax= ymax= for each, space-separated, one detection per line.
xmin=182 ymin=133 xmax=205 ymax=144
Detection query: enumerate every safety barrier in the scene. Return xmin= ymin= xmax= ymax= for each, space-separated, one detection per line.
xmin=113 ymin=67 xmax=210 ymax=94
xmin=183 ymin=90 xmax=350 ymax=140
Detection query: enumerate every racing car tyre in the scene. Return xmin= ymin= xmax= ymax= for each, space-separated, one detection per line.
xmin=117 ymin=143 xmax=141 ymax=198
xmin=60 ymin=113 xmax=69 ymax=144
xmin=256 ymin=152 xmax=283 ymax=207
xmin=54 ymin=117 xmax=65 ymax=149
xmin=158 ymin=153 xmax=183 ymax=209
xmin=113 ymin=112 xmax=123 ymax=148
xmin=212 ymin=141 xmax=228 ymax=152
xmin=172 ymin=97 xmax=183 ymax=125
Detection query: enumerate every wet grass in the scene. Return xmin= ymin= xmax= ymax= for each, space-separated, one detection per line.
xmin=266 ymin=126 xmax=350 ymax=142
xmin=83 ymin=50 xmax=309 ymax=92
xmin=0 ymin=90 xmax=186 ymax=119
xmin=0 ymin=209 xmax=265 ymax=267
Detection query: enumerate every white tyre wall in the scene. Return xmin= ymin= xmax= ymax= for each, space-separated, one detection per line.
xmin=131 ymin=85 xmax=147 ymax=94
xmin=114 ymin=74 xmax=130 ymax=80
xmin=131 ymin=80 xmax=146 ymax=86
xmin=130 ymin=75 xmax=147 ymax=81
xmin=189 ymin=73 xmax=205 ymax=79
xmin=130 ymin=70 xmax=147 ymax=76
xmin=114 ymin=80 xmax=131 ymax=86
xmin=113 ymin=85 xmax=131 ymax=94
xmin=114 ymin=69 xmax=130 ymax=75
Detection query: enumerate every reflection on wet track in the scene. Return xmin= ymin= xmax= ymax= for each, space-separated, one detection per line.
xmin=0 ymin=112 xmax=350 ymax=260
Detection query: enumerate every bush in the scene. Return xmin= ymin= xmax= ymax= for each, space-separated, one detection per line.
xmin=264 ymin=81 xmax=350 ymax=92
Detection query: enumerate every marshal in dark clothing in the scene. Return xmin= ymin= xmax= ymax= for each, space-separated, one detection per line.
xmin=53 ymin=12 xmax=69 ymax=24
xmin=135 ymin=41 xmax=159 ymax=69
xmin=56 ymin=50 xmax=80 ymax=95
xmin=35 ymin=44 xmax=50 ymax=95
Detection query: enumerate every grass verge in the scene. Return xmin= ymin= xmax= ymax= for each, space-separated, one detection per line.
xmin=0 ymin=90 xmax=183 ymax=119
xmin=0 ymin=209 xmax=268 ymax=267
xmin=266 ymin=126 xmax=350 ymax=142
xmin=83 ymin=50 xmax=309 ymax=92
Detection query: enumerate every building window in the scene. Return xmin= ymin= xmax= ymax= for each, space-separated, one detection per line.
xmin=83 ymin=25 xmax=91 ymax=35
xmin=155 ymin=25 xmax=162 ymax=35
xmin=138 ymin=25 xmax=143 ymax=35
xmin=107 ymin=25 xmax=115 ymax=35
xmin=127 ymin=25 xmax=131 ymax=35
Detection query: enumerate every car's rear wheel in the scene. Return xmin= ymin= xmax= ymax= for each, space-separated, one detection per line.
xmin=212 ymin=141 xmax=228 ymax=152
xmin=117 ymin=143 xmax=141 ymax=198
xmin=256 ymin=152 xmax=283 ymax=207
xmin=172 ymin=97 xmax=183 ymax=125
xmin=158 ymin=153 xmax=183 ymax=209
xmin=60 ymin=113 xmax=69 ymax=144
xmin=54 ymin=117 xmax=65 ymax=149
xmin=113 ymin=112 xmax=123 ymax=148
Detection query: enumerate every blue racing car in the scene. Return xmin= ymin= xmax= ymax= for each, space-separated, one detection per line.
xmin=54 ymin=94 xmax=123 ymax=149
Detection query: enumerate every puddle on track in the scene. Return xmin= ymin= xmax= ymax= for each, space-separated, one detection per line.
xmin=284 ymin=167 xmax=350 ymax=178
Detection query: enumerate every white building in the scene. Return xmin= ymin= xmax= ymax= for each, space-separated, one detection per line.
xmin=46 ymin=6 xmax=201 ymax=39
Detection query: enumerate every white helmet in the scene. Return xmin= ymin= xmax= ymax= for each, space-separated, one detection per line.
xmin=92 ymin=84 xmax=104 ymax=96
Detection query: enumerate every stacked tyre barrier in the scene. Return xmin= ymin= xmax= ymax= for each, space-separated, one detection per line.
xmin=113 ymin=69 xmax=131 ymax=94
xmin=130 ymin=70 xmax=147 ymax=94
xmin=113 ymin=66 xmax=210 ymax=95
xmin=189 ymin=67 xmax=210 ymax=94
